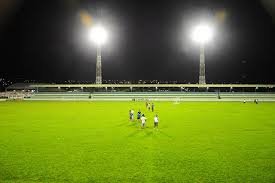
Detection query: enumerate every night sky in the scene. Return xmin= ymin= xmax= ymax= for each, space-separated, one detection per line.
xmin=0 ymin=0 xmax=274 ymax=83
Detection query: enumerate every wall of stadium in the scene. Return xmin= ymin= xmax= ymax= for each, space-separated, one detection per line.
xmin=23 ymin=92 xmax=275 ymax=102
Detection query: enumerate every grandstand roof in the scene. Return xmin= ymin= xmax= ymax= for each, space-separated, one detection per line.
xmin=6 ymin=83 xmax=37 ymax=90
xmin=29 ymin=83 xmax=275 ymax=88
xmin=6 ymin=83 xmax=275 ymax=91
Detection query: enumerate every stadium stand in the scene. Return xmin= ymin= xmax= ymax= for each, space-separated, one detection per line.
xmin=0 ymin=91 xmax=32 ymax=100
xmin=23 ymin=92 xmax=275 ymax=101
xmin=4 ymin=83 xmax=275 ymax=101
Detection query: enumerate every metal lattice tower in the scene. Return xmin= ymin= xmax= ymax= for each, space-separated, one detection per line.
xmin=199 ymin=44 xmax=206 ymax=84
xmin=96 ymin=46 xmax=102 ymax=84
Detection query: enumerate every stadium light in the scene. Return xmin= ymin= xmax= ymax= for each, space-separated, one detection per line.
xmin=89 ymin=25 xmax=108 ymax=84
xmin=89 ymin=25 xmax=108 ymax=46
xmin=191 ymin=23 xmax=214 ymax=84
xmin=191 ymin=24 xmax=213 ymax=44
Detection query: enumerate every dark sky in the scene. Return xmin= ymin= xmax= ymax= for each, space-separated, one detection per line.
xmin=0 ymin=0 xmax=274 ymax=83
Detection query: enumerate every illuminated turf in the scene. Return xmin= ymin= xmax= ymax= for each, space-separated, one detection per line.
xmin=0 ymin=101 xmax=274 ymax=182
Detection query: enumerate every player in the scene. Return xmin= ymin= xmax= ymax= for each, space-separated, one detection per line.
xmin=130 ymin=109 xmax=134 ymax=121
xmin=243 ymin=99 xmax=246 ymax=103
xmin=137 ymin=110 xmax=141 ymax=120
xmin=141 ymin=114 xmax=147 ymax=128
xmin=131 ymin=109 xmax=135 ymax=121
xmin=154 ymin=114 xmax=159 ymax=128
xmin=147 ymin=103 xmax=151 ymax=111
xmin=129 ymin=110 xmax=132 ymax=120
xmin=152 ymin=103 xmax=155 ymax=112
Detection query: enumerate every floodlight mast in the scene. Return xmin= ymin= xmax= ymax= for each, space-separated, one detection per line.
xmin=89 ymin=25 xmax=107 ymax=84
xmin=96 ymin=45 xmax=102 ymax=84
xmin=199 ymin=44 xmax=206 ymax=84
xmin=191 ymin=24 xmax=213 ymax=84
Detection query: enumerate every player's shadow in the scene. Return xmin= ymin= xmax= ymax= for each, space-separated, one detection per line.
xmin=144 ymin=130 xmax=153 ymax=137
xmin=114 ymin=120 xmax=131 ymax=127
xmin=115 ymin=122 xmax=125 ymax=127
xmin=126 ymin=125 xmax=151 ymax=137
xmin=144 ymin=129 xmax=173 ymax=140
xmin=127 ymin=129 xmax=141 ymax=137
xmin=128 ymin=122 xmax=139 ymax=127
xmin=158 ymin=130 xmax=173 ymax=139
xmin=127 ymin=128 xmax=173 ymax=140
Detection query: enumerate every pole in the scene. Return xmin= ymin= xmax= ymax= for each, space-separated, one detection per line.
xmin=96 ymin=46 xmax=102 ymax=84
xmin=199 ymin=44 xmax=206 ymax=84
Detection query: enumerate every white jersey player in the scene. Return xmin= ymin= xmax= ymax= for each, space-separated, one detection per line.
xmin=154 ymin=115 xmax=159 ymax=128
xmin=141 ymin=114 xmax=147 ymax=128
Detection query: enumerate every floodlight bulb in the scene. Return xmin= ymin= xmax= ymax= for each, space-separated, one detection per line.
xmin=191 ymin=24 xmax=213 ymax=44
xmin=89 ymin=25 xmax=108 ymax=45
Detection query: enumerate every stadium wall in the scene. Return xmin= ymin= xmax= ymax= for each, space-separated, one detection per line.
xmin=23 ymin=92 xmax=275 ymax=102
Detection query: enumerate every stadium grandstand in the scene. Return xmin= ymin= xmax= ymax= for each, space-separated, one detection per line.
xmin=2 ymin=83 xmax=275 ymax=101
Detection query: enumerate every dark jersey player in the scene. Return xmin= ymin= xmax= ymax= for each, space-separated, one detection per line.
xmin=152 ymin=103 xmax=155 ymax=112
xmin=137 ymin=110 xmax=141 ymax=120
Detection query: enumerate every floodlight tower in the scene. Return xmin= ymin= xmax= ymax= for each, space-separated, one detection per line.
xmin=89 ymin=25 xmax=107 ymax=84
xmin=191 ymin=24 xmax=213 ymax=84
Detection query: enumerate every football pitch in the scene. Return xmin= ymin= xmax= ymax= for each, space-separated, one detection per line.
xmin=0 ymin=101 xmax=274 ymax=183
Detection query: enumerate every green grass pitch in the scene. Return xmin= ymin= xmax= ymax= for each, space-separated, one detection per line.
xmin=0 ymin=101 xmax=274 ymax=183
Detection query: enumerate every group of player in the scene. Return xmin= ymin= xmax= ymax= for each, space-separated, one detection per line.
xmin=145 ymin=102 xmax=155 ymax=112
xmin=129 ymin=102 xmax=159 ymax=129
xmin=243 ymin=99 xmax=259 ymax=104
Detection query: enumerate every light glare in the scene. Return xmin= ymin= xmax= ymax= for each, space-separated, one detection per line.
xmin=191 ymin=24 xmax=213 ymax=44
xmin=89 ymin=25 xmax=108 ymax=45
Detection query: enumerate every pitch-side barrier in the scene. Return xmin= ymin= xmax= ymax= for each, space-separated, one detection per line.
xmin=22 ymin=92 xmax=275 ymax=102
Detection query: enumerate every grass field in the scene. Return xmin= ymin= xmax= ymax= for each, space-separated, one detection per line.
xmin=0 ymin=101 xmax=274 ymax=183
